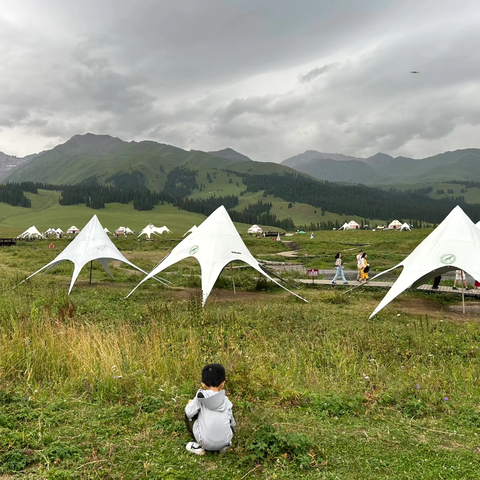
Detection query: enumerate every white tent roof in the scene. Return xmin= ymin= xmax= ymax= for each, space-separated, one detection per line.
xmin=399 ymin=222 xmax=411 ymax=231
xmin=476 ymin=221 xmax=480 ymax=229
xmin=248 ymin=224 xmax=263 ymax=234
xmin=370 ymin=206 xmax=480 ymax=318
xmin=125 ymin=227 xmax=134 ymax=234
xmin=18 ymin=226 xmax=45 ymax=239
xmin=104 ymin=227 xmax=111 ymax=234
xmin=138 ymin=224 xmax=171 ymax=239
xmin=339 ymin=223 xmax=352 ymax=230
xmin=348 ymin=220 xmax=360 ymax=227
xmin=45 ymin=228 xmax=56 ymax=234
xmin=128 ymin=205 xmax=307 ymax=306
xmin=67 ymin=225 xmax=80 ymax=233
xmin=56 ymin=228 xmax=63 ymax=233
xmin=388 ymin=219 xmax=403 ymax=228
xmin=20 ymin=215 xmax=160 ymax=294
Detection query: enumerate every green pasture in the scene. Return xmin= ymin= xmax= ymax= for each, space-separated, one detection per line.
xmin=1 ymin=224 xmax=480 ymax=478
xmin=0 ymin=190 xmax=389 ymax=239
xmin=0 ymin=191 xmax=257 ymax=238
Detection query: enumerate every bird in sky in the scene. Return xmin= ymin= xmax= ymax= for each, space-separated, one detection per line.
xmin=410 ymin=71 xmax=419 ymax=73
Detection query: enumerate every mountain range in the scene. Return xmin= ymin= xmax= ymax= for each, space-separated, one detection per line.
xmin=281 ymin=149 xmax=480 ymax=185
xmin=2 ymin=134 xmax=479 ymax=188
xmin=3 ymin=134 xmax=295 ymax=190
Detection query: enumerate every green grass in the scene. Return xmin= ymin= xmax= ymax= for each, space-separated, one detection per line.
xmin=1 ymin=226 xmax=480 ymax=478
xmin=0 ymin=189 xmax=388 ymax=239
xmin=0 ymin=190 xmax=256 ymax=238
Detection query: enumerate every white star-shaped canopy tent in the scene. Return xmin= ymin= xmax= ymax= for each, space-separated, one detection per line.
xmin=128 ymin=205 xmax=307 ymax=305
xmin=18 ymin=226 xmax=45 ymax=239
xmin=369 ymin=206 xmax=480 ymax=318
xmin=138 ymin=224 xmax=171 ymax=239
xmin=19 ymin=215 xmax=163 ymax=293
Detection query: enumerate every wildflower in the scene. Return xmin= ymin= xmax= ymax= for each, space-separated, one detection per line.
xmin=113 ymin=376 xmax=117 ymax=380
xmin=444 ymin=397 xmax=449 ymax=401
xmin=416 ymin=385 xmax=420 ymax=389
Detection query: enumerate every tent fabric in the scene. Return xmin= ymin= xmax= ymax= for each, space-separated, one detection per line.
xmin=138 ymin=224 xmax=171 ymax=239
xmin=399 ymin=222 xmax=411 ymax=231
xmin=20 ymin=215 xmax=159 ymax=294
xmin=128 ymin=205 xmax=307 ymax=306
xmin=55 ymin=228 xmax=64 ymax=234
xmin=348 ymin=221 xmax=360 ymax=229
xmin=44 ymin=228 xmax=56 ymax=235
xmin=339 ymin=223 xmax=352 ymax=230
xmin=18 ymin=226 xmax=45 ymax=239
xmin=247 ymin=224 xmax=263 ymax=234
xmin=369 ymin=206 xmax=480 ymax=318
xmin=104 ymin=227 xmax=112 ymax=234
xmin=388 ymin=219 xmax=402 ymax=229
xmin=66 ymin=226 xmax=80 ymax=234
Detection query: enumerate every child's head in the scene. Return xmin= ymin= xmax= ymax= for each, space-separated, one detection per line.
xmin=201 ymin=363 xmax=226 ymax=389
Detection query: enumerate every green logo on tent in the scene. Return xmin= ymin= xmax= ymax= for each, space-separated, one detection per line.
xmin=440 ymin=254 xmax=456 ymax=265
xmin=189 ymin=245 xmax=199 ymax=255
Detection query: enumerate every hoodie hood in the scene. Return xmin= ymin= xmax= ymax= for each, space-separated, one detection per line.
xmin=198 ymin=390 xmax=226 ymax=411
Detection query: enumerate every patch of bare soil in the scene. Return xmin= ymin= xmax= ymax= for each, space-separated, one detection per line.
xmin=394 ymin=297 xmax=480 ymax=322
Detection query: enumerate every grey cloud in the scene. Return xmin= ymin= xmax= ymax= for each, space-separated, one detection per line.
xmin=299 ymin=64 xmax=338 ymax=83
xmin=0 ymin=0 xmax=480 ymax=160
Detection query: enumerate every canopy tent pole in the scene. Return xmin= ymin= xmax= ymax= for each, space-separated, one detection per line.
xmin=231 ymin=263 xmax=236 ymax=294
xmin=260 ymin=265 xmax=301 ymax=290
xmin=462 ymin=283 xmax=465 ymax=314
xmin=89 ymin=261 xmax=93 ymax=284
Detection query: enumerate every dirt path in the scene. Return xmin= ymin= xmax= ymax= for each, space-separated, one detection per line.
xmin=276 ymin=241 xmax=301 ymax=258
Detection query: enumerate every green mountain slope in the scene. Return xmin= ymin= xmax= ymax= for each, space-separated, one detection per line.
xmin=286 ymin=158 xmax=376 ymax=184
xmin=207 ymin=147 xmax=253 ymax=163
xmin=282 ymin=148 xmax=480 ymax=184
xmin=6 ymin=134 xmax=299 ymax=191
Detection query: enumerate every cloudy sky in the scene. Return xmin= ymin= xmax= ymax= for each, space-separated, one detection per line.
xmin=1 ymin=0 xmax=480 ymax=161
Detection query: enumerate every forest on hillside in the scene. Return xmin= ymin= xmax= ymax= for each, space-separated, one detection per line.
xmin=1 ymin=167 xmax=479 ymax=229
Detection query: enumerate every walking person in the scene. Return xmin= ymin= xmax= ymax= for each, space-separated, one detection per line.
xmin=332 ymin=253 xmax=348 ymax=285
xmin=453 ymin=270 xmax=468 ymax=290
xmin=360 ymin=253 xmax=369 ymax=283
xmin=356 ymin=250 xmax=363 ymax=282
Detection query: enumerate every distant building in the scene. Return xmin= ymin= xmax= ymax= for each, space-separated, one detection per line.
xmin=388 ymin=219 xmax=402 ymax=230
xmin=348 ymin=220 xmax=360 ymax=230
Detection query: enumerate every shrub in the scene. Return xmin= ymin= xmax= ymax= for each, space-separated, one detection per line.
xmin=246 ymin=425 xmax=317 ymax=468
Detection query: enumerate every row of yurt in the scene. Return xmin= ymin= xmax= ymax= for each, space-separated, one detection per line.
xmin=18 ymin=226 xmax=75 ymax=239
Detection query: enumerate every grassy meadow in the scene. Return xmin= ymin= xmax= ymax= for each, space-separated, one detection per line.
xmin=1 ymin=221 xmax=480 ymax=478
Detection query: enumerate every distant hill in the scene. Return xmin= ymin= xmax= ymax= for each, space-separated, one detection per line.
xmin=282 ymin=148 xmax=480 ymax=184
xmin=0 ymin=152 xmax=33 ymax=182
xmin=5 ymin=133 xmax=300 ymax=191
xmin=208 ymin=147 xmax=253 ymax=163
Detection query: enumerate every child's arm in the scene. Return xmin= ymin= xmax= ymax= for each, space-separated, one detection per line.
xmin=185 ymin=396 xmax=201 ymax=419
xmin=228 ymin=402 xmax=236 ymax=431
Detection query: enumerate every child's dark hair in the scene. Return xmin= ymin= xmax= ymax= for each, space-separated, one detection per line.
xmin=335 ymin=252 xmax=341 ymax=259
xmin=202 ymin=363 xmax=226 ymax=387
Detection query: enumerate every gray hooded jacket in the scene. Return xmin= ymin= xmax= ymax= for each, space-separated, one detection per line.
xmin=185 ymin=389 xmax=236 ymax=451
